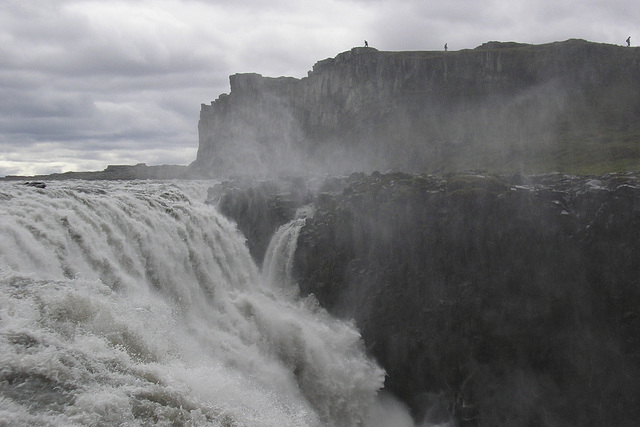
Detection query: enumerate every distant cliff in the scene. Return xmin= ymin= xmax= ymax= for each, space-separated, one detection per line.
xmin=0 ymin=163 xmax=196 ymax=181
xmin=194 ymin=39 xmax=640 ymax=177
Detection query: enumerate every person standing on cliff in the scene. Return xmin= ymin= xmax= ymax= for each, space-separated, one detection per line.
xmin=444 ymin=43 xmax=448 ymax=51
xmin=627 ymin=36 xmax=631 ymax=47
xmin=365 ymin=40 xmax=368 ymax=48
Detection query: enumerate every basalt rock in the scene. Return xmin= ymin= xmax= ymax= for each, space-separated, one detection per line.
xmin=293 ymin=171 xmax=640 ymax=426
xmin=23 ymin=181 xmax=46 ymax=188
xmin=210 ymin=177 xmax=313 ymax=265
xmin=195 ymin=39 xmax=640 ymax=177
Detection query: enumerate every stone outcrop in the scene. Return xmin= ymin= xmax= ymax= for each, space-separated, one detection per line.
xmin=195 ymin=39 xmax=640 ymax=177
xmin=290 ymin=171 xmax=640 ymax=426
xmin=207 ymin=177 xmax=313 ymax=265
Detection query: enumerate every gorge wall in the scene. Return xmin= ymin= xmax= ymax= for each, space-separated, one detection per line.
xmin=203 ymin=38 xmax=640 ymax=426
xmin=195 ymin=39 xmax=640 ymax=177
xmin=293 ymin=171 xmax=640 ymax=426
xmin=213 ymin=171 xmax=640 ymax=426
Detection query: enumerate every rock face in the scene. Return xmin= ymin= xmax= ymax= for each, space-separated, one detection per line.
xmin=213 ymin=171 xmax=640 ymax=425
xmin=195 ymin=40 xmax=640 ymax=177
xmin=208 ymin=177 xmax=312 ymax=265
xmin=204 ymin=38 xmax=640 ymax=425
xmin=291 ymin=171 xmax=640 ymax=426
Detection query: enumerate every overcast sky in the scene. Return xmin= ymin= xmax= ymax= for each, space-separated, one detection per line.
xmin=0 ymin=0 xmax=636 ymax=176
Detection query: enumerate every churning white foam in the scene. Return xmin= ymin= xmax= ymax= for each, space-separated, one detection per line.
xmin=0 ymin=180 xmax=384 ymax=426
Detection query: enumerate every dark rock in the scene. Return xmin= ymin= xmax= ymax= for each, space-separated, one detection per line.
xmin=292 ymin=171 xmax=640 ymax=426
xmin=24 ymin=181 xmax=46 ymax=188
xmin=212 ymin=177 xmax=313 ymax=265
xmin=194 ymin=39 xmax=640 ymax=177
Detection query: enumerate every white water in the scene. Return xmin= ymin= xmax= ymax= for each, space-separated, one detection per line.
xmin=262 ymin=206 xmax=314 ymax=298
xmin=0 ymin=180 xmax=385 ymax=426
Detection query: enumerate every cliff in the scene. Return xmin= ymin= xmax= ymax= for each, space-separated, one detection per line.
xmin=300 ymin=172 xmax=640 ymax=426
xmin=204 ymin=38 xmax=640 ymax=425
xmin=195 ymin=39 xmax=640 ymax=177
xmin=214 ymin=171 xmax=640 ymax=425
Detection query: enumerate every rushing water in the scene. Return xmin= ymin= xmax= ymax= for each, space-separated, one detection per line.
xmin=0 ymin=180 xmax=387 ymax=426
xmin=262 ymin=206 xmax=315 ymax=298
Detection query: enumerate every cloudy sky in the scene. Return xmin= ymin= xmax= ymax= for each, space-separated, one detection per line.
xmin=0 ymin=0 xmax=636 ymax=176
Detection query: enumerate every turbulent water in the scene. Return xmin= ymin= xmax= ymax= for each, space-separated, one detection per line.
xmin=262 ymin=206 xmax=315 ymax=298
xmin=0 ymin=180 xmax=388 ymax=426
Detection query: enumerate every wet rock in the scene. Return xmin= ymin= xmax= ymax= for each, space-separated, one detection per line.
xmin=24 ymin=181 xmax=46 ymax=188
xmin=293 ymin=171 xmax=640 ymax=426
xmin=212 ymin=177 xmax=312 ymax=265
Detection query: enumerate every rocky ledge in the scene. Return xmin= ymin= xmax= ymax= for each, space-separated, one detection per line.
xmin=216 ymin=171 xmax=640 ymax=426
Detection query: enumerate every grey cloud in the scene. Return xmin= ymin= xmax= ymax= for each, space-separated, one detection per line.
xmin=369 ymin=0 xmax=636 ymax=51
xmin=0 ymin=0 xmax=637 ymax=176
xmin=0 ymin=0 xmax=219 ymax=176
xmin=1 ymin=89 xmax=96 ymax=119
xmin=1 ymin=1 xmax=225 ymax=79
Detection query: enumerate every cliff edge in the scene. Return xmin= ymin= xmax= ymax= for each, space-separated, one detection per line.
xmin=194 ymin=39 xmax=640 ymax=177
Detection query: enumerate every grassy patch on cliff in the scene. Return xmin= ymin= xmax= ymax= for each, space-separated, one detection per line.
xmin=482 ymin=135 xmax=640 ymax=175
xmin=537 ymin=137 xmax=640 ymax=175
xmin=388 ymin=40 xmax=640 ymax=176
xmin=424 ymin=134 xmax=640 ymax=176
xmin=436 ymin=119 xmax=640 ymax=175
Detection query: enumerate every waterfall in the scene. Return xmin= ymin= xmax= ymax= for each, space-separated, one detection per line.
xmin=262 ymin=205 xmax=314 ymax=297
xmin=0 ymin=180 xmax=384 ymax=426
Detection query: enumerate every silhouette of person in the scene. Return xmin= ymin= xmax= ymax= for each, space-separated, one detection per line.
xmin=444 ymin=43 xmax=448 ymax=51
xmin=365 ymin=40 xmax=368 ymax=48
xmin=627 ymin=37 xmax=631 ymax=47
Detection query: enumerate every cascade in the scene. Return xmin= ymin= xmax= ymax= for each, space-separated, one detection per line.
xmin=0 ymin=180 xmax=384 ymax=426
xmin=262 ymin=205 xmax=314 ymax=297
